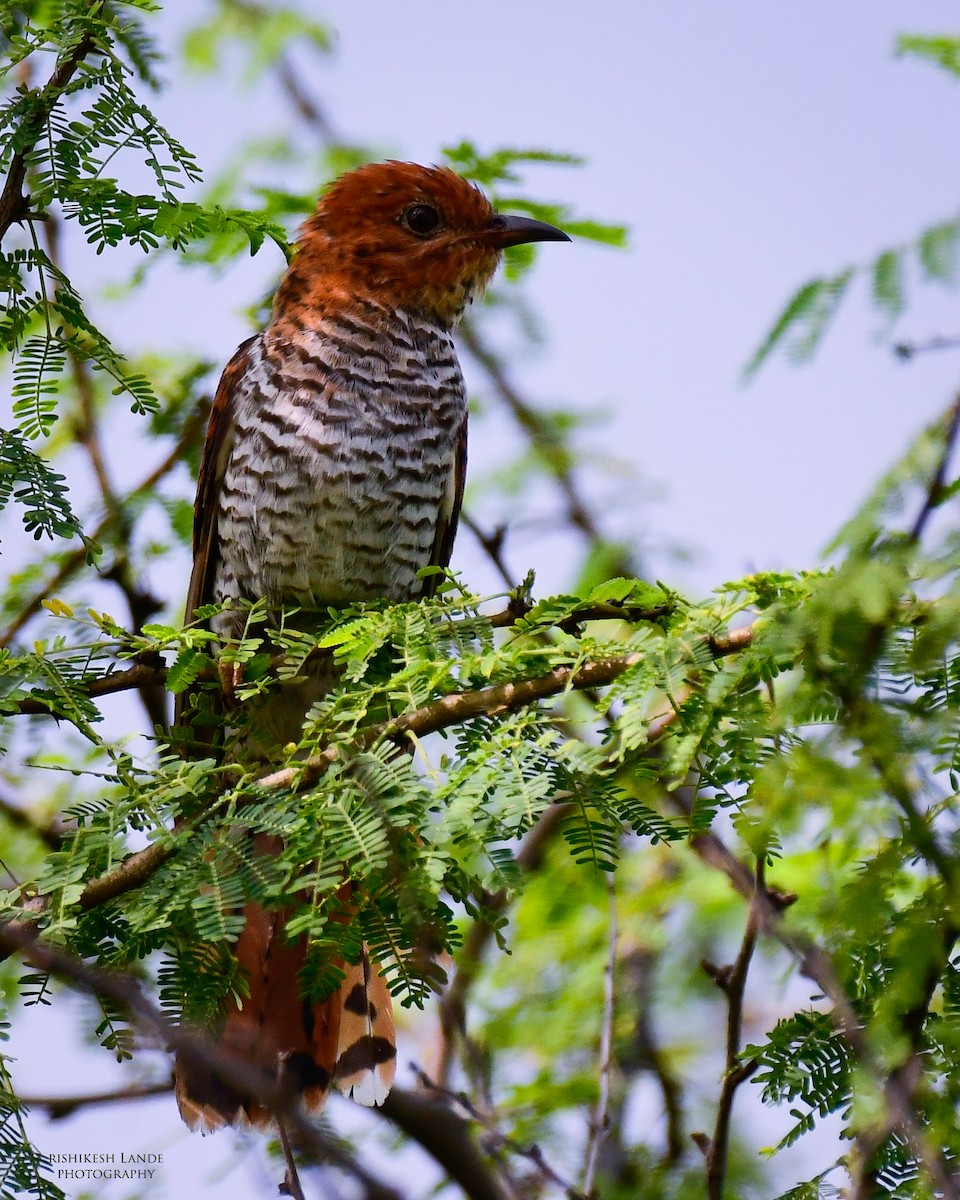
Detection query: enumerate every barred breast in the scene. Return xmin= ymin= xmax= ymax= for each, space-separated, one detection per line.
xmin=212 ymin=300 xmax=467 ymax=624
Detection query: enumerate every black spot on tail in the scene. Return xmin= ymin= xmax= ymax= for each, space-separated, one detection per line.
xmin=335 ymin=1036 xmax=396 ymax=1079
xmin=282 ymin=1052 xmax=332 ymax=1092
xmin=344 ymin=983 xmax=372 ymax=1017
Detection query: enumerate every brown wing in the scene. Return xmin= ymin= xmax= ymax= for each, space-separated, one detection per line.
xmin=174 ymin=337 xmax=257 ymax=733
xmin=182 ymin=336 xmax=258 ymax=623
xmin=425 ymin=414 xmax=467 ymax=593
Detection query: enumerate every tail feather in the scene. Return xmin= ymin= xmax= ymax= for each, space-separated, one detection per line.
xmin=175 ymin=894 xmax=396 ymax=1130
xmin=334 ymin=946 xmax=397 ymax=1106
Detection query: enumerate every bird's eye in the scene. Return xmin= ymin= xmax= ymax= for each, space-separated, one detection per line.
xmin=402 ymin=203 xmax=442 ymax=237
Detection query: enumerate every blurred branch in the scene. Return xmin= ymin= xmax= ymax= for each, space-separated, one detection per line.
xmin=908 ymin=394 xmax=960 ymax=546
xmin=0 ymin=920 xmax=404 ymax=1200
xmin=664 ymin=773 xmax=959 ymax=1197
xmin=461 ymin=513 xmax=517 ymax=590
xmin=620 ymin=945 xmax=686 ymax=1167
xmin=0 ymin=401 xmax=208 ymax=649
xmin=406 ymin=1069 xmax=584 ymax=1200
xmin=436 ymin=800 xmax=572 ymax=1087
xmin=696 ymin=858 xmax=762 ymax=1199
xmin=19 ymin=1079 xmax=174 ymax=1118
xmin=582 ymin=875 xmax=618 ymax=1195
xmin=894 ymin=334 xmax=960 ymax=361
xmin=0 ymin=788 xmax=66 ymax=851
xmin=458 ymin=317 xmax=636 ymax=576
xmin=38 ymin=210 xmax=168 ymax=731
xmin=274 ymin=55 xmax=343 ymax=147
xmin=381 ymin=1086 xmax=514 ymax=1200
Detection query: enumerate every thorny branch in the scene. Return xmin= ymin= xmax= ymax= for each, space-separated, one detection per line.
xmin=69 ymin=623 xmax=753 ymax=913
xmin=7 ymin=609 xmax=748 ymax=719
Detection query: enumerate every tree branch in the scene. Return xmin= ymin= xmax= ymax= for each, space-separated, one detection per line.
xmin=0 ymin=19 xmax=100 ymax=243
xmin=0 ymin=920 xmax=404 ymax=1200
xmin=0 ymin=400 xmax=209 ymax=650
xmin=74 ymin=625 xmax=754 ymax=913
xmin=582 ymin=875 xmax=618 ymax=1196
xmin=18 ymin=1079 xmax=174 ymax=1119
xmin=698 ymin=858 xmax=762 ymax=1199
xmin=404 ymin=1070 xmax=585 ymax=1200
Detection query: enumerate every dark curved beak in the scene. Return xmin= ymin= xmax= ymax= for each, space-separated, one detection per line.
xmin=485 ymin=213 xmax=571 ymax=249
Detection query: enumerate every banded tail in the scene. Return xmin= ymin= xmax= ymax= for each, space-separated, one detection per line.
xmin=175 ymin=882 xmax=396 ymax=1130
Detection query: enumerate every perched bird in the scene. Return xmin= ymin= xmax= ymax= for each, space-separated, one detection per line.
xmin=174 ymin=161 xmax=569 ymax=1131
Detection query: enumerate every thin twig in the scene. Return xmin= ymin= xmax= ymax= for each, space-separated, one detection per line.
xmin=436 ymin=801 xmax=572 ymax=1086
xmin=410 ymin=1068 xmax=584 ymax=1200
xmin=276 ymin=1117 xmax=306 ymax=1200
xmin=698 ymin=857 xmax=762 ymax=1198
xmin=18 ymin=1079 xmax=173 ymax=1118
xmin=894 ymin=335 xmax=960 ymax=361
xmin=582 ymin=874 xmax=618 ymax=1196
xmin=458 ymin=318 xmax=635 ymax=574
xmin=907 ymin=393 xmax=960 ymax=545
xmin=461 ymin=513 xmax=517 ymax=590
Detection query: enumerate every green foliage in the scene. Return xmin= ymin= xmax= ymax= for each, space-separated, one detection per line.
xmin=0 ymin=428 xmax=83 ymax=542
xmin=0 ymin=1039 xmax=65 ymax=1199
xmin=745 ymin=31 xmax=960 ymax=375
xmin=896 ymin=34 xmax=960 ymax=77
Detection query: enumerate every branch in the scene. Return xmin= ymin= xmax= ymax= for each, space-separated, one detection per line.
xmin=4 ymin=597 xmax=682 ymax=715
xmin=75 ymin=657 xmax=644 ymax=910
xmin=39 ymin=210 xmax=168 ymax=731
xmin=381 ymin=1087 xmax=515 ymax=1200
xmin=435 ymin=801 xmax=571 ymax=1087
xmin=697 ymin=858 xmax=762 ymax=1199
xmin=582 ymin=875 xmax=618 ymax=1195
xmin=18 ymin=1079 xmax=173 ymax=1119
xmin=0 ymin=789 xmax=66 ymax=851
xmin=404 ymin=1070 xmax=585 ymax=1200
xmin=907 ymin=393 xmax=960 ymax=545
xmin=655 ymin=767 xmax=960 ymax=1195
xmin=13 ymin=659 xmax=168 ymax=716
xmin=458 ymin=318 xmax=634 ymax=573
xmin=0 ymin=20 xmax=101 ymax=243
xmin=75 ymin=624 xmax=755 ymax=914
xmin=0 ymin=400 xmax=208 ymax=649
xmin=0 ymin=921 xmax=404 ymax=1200
xmin=461 ymin=512 xmax=518 ymax=591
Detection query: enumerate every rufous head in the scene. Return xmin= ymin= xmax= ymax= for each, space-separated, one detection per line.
xmin=277 ymin=161 xmax=570 ymax=327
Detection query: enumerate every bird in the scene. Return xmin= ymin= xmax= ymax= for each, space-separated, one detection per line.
xmin=173 ymin=160 xmax=570 ymax=1131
